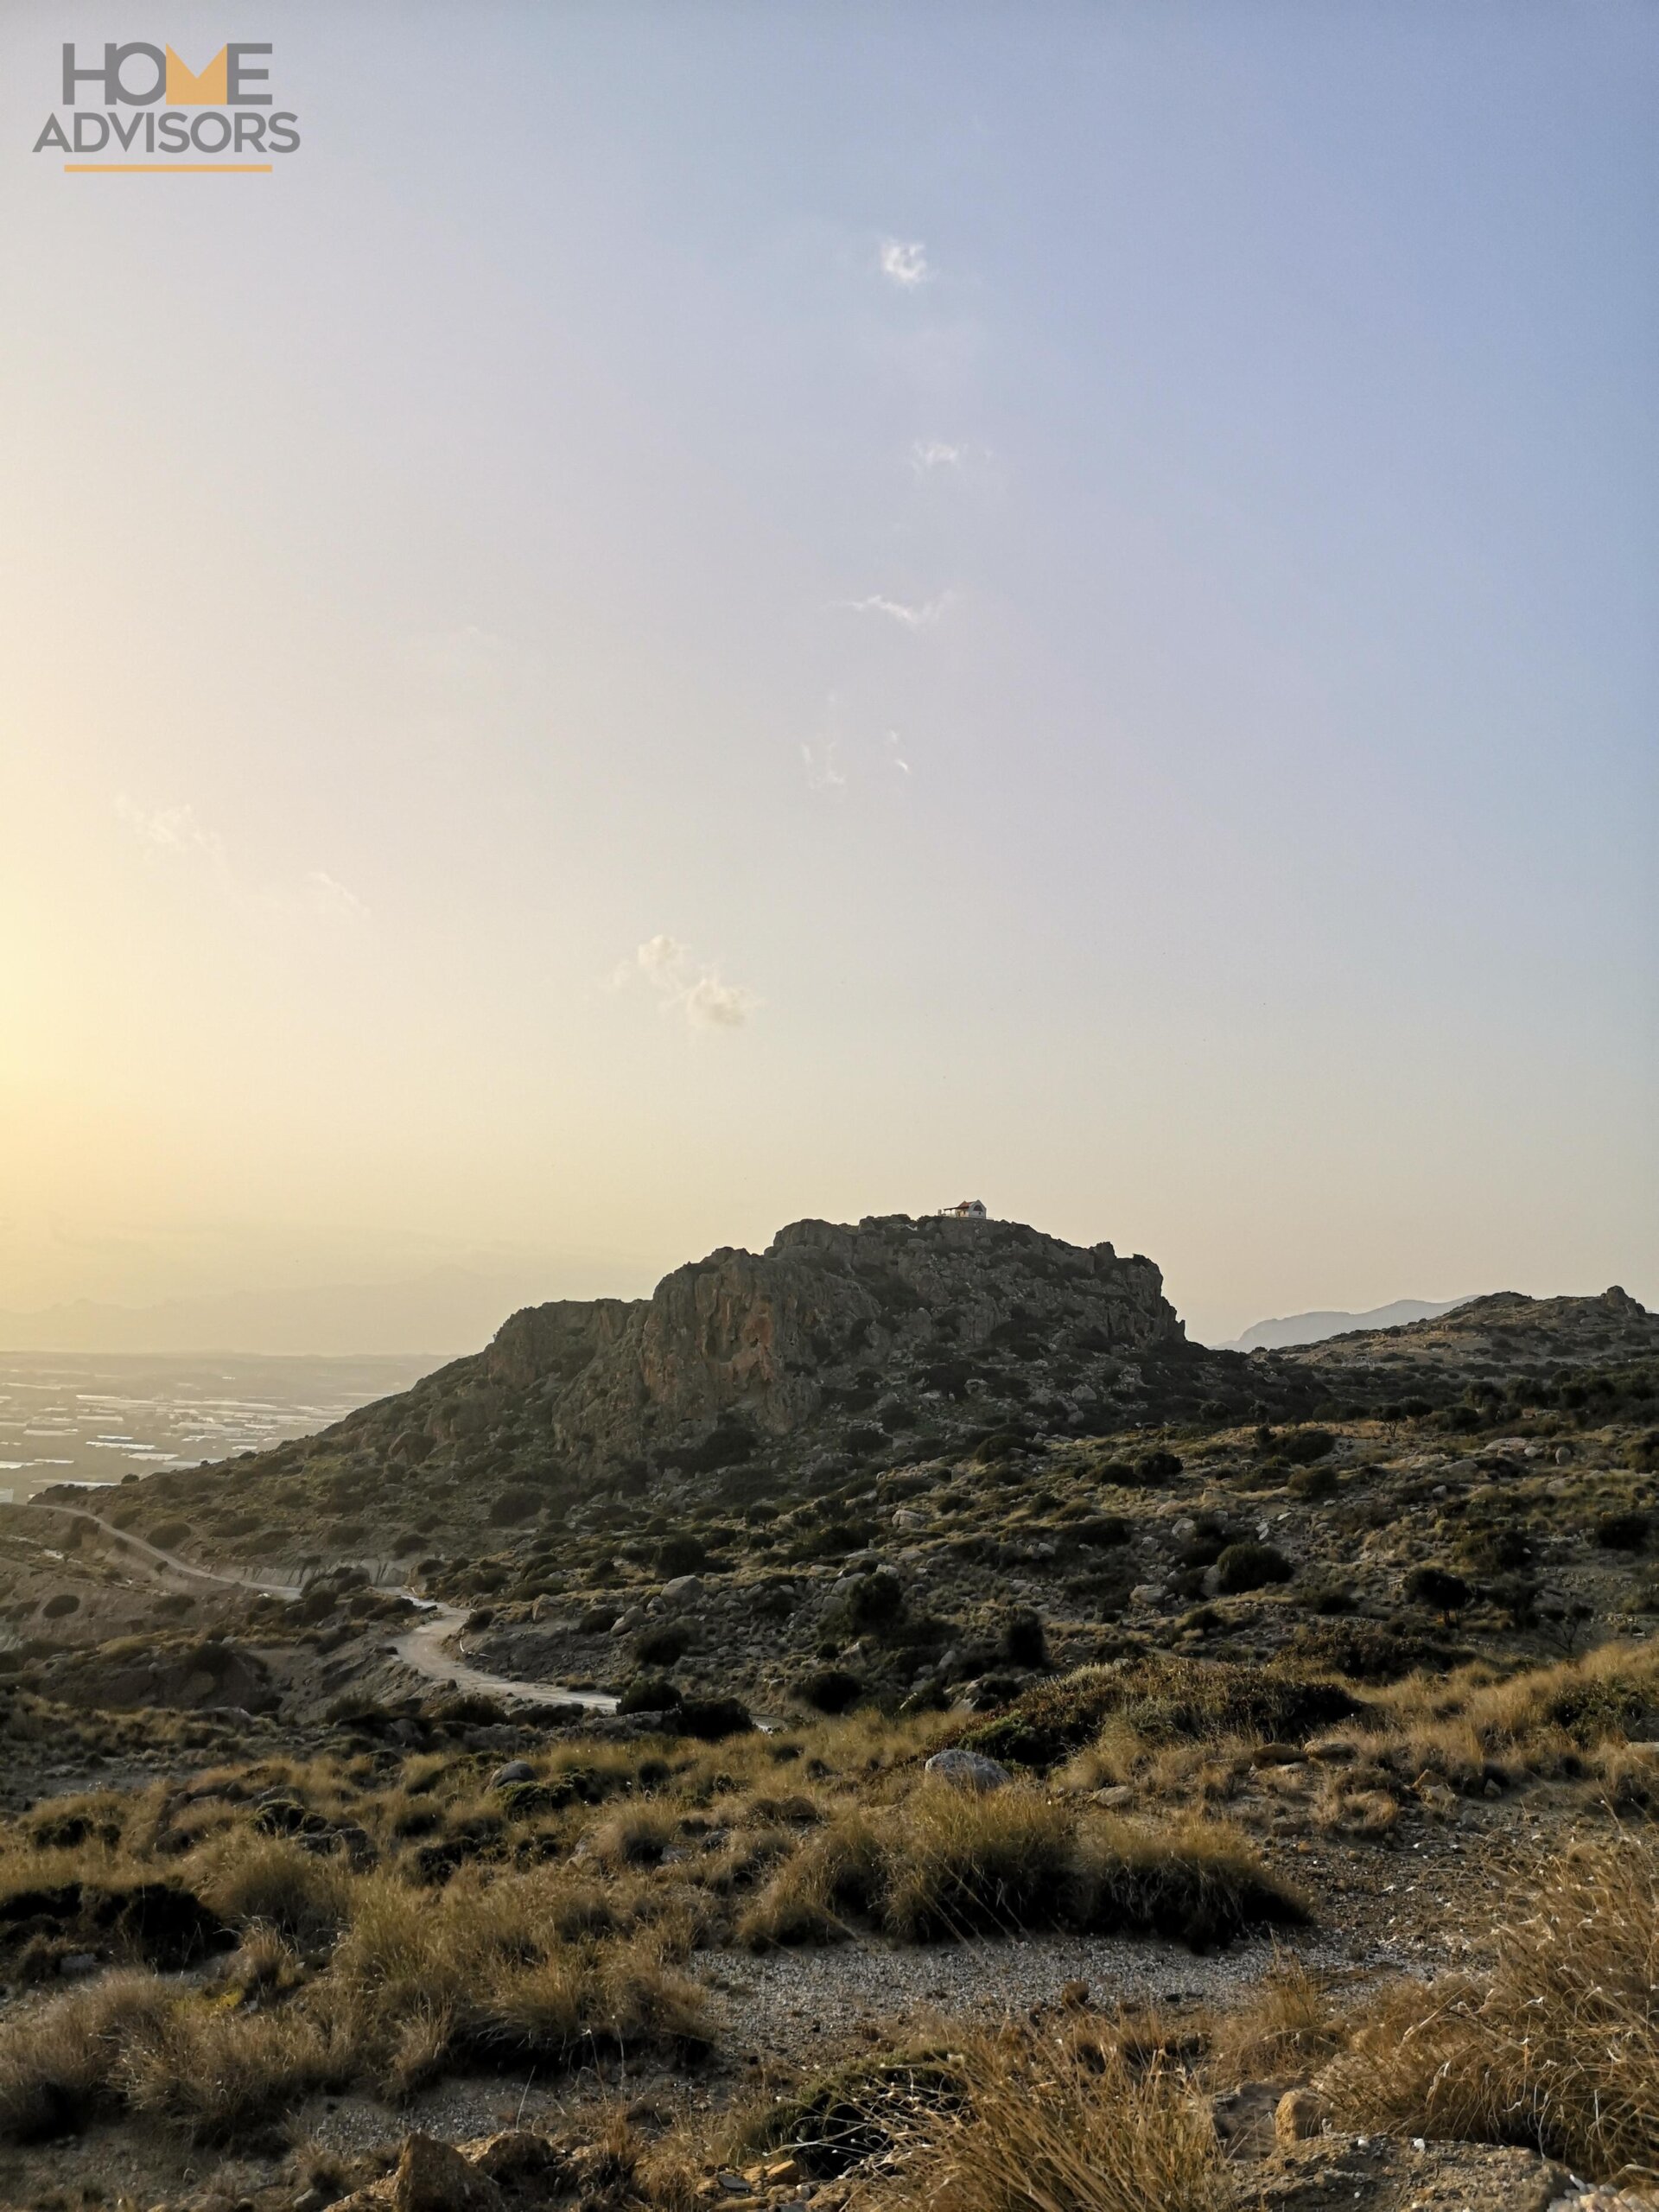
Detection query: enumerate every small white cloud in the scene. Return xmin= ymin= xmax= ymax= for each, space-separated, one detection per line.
xmin=636 ymin=932 xmax=690 ymax=976
xmin=909 ymin=439 xmax=963 ymax=473
xmin=886 ymin=729 xmax=912 ymax=778
xmin=801 ymin=739 xmax=846 ymax=792
xmin=683 ymin=976 xmax=760 ymax=1029
xmin=838 ymin=590 xmax=954 ymax=630
xmin=614 ymin=935 xmax=760 ymax=1033
xmin=880 ymin=238 xmax=930 ymax=287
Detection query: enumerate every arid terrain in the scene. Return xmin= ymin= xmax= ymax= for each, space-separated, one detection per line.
xmin=2 ymin=1217 xmax=1656 ymax=2212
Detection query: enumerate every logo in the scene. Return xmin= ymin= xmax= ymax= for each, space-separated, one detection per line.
xmin=34 ymin=42 xmax=300 ymax=170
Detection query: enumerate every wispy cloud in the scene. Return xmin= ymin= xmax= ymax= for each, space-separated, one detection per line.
xmin=886 ymin=729 xmax=912 ymax=779
xmin=306 ymin=870 xmax=370 ymax=920
xmin=879 ymin=238 xmax=930 ymax=288
xmin=909 ymin=439 xmax=963 ymax=473
xmin=613 ymin=934 xmax=760 ymax=1032
xmin=117 ymin=798 xmax=227 ymax=868
xmin=801 ymin=739 xmax=847 ymax=792
xmin=117 ymin=798 xmax=368 ymax=921
xmin=837 ymin=590 xmax=954 ymax=630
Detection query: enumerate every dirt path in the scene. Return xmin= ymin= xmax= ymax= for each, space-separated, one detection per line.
xmin=4 ymin=1499 xmax=304 ymax=1598
xmin=1 ymin=1500 xmax=620 ymax=1715
xmin=391 ymin=1604 xmax=618 ymax=1712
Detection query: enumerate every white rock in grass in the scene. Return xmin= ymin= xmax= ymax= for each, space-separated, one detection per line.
xmin=925 ymin=1747 xmax=1011 ymax=1791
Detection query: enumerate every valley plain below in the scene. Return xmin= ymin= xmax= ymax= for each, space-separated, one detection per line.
xmin=1 ymin=1213 xmax=1656 ymax=2212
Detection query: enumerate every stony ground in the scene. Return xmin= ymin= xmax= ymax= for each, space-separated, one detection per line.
xmin=0 ymin=1273 xmax=1655 ymax=2211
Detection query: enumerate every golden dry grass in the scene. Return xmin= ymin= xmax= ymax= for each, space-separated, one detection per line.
xmin=842 ymin=2028 xmax=1227 ymax=2212
xmin=1325 ymin=1831 xmax=1659 ymax=2183
xmin=737 ymin=1779 xmax=1303 ymax=1949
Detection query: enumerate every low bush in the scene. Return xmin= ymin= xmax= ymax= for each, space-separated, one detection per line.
xmin=1596 ymin=1510 xmax=1650 ymax=1552
xmin=1213 ymin=1542 xmax=1292 ymax=1595
xmin=1287 ymin=1464 xmax=1339 ymax=1501
xmin=656 ymin=1533 xmax=707 ymax=1576
xmin=960 ymin=1657 xmax=1359 ymax=1771
xmin=486 ymin=1488 xmax=539 ymax=1527
xmin=1405 ymin=1565 xmax=1471 ymax=1611
xmin=1072 ymin=1514 xmax=1131 ymax=1548
xmin=800 ymin=1668 xmax=865 ymax=1716
xmin=1000 ymin=1611 xmax=1048 ymax=1669
xmin=632 ymin=1624 xmax=690 ymax=1667
xmin=617 ymin=1675 xmax=681 ymax=1716
xmin=1277 ymin=1427 xmax=1336 ymax=1465
xmin=1286 ymin=1618 xmax=1459 ymax=1681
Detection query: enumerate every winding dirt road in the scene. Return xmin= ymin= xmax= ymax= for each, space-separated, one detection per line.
xmin=1 ymin=1499 xmax=618 ymax=1714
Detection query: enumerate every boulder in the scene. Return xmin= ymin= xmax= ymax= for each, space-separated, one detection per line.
xmin=924 ymin=1747 xmax=1011 ymax=1791
xmin=391 ymin=2133 xmax=501 ymax=2212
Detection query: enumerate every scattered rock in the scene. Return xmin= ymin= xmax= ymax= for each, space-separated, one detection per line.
xmin=923 ymin=1747 xmax=1011 ymax=1791
xmin=1257 ymin=2133 xmax=1571 ymax=2212
xmin=390 ymin=2133 xmax=501 ymax=2212
xmin=1274 ymin=2087 xmax=1326 ymax=2145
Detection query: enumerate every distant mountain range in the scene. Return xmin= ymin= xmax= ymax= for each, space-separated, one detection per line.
xmin=1229 ymin=1297 xmax=1470 ymax=1352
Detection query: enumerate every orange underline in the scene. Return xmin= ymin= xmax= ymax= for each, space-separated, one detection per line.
xmin=63 ymin=162 xmax=272 ymax=173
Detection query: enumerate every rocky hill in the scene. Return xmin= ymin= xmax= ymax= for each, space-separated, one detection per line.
xmin=1254 ymin=1286 xmax=1657 ymax=1409
xmin=122 ymin=1213 xmax=1237 ymax=1551
xmin=60 ymin=1221 xmax=1656 ymax=1599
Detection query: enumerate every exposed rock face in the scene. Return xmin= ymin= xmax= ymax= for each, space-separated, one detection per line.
xmin=481 ymin=1213 xmax=1181 ymax=1465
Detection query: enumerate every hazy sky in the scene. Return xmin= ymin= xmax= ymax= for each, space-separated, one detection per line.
xmin=3 ymin=1 xmax=1655 ymax=1350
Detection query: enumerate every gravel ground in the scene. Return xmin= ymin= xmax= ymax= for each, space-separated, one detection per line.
xmin=698 ymin=1922 xmax=1417 ymax=2062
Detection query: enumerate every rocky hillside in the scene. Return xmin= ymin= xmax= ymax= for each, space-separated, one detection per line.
xmin=1255 ymin=1286 xmax=1657 ymax=1411
xmin=489 ymin=1211 xmax=1192 ymax=1453
xmin=115 ymin=1215 xmax=1247 ymax=1552
xmin=54 ymin=1224 xmax=1656 ymax=1628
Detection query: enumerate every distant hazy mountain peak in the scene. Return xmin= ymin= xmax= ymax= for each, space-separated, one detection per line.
xmin=1230 ymin=1297 xmax=1469 ymax=1353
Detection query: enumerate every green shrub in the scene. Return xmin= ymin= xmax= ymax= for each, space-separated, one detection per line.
xmin=1596 ymin=1510 xmax=1649 ymax=1553
xmin=617 ymin=1675 xmax=682 ymax=1716
xmin=1287 ymin=1465 xmax=1339 ymax=1501
xmin=668 ymin=1695 xmax=754 ymax=1741
xmin=1001 ymin=1611 xmax=1048 ymax=1669
xmin=656 ymin=1533 xmax=707 ymax=1576
xmin=832 ymin=1568 xmax=905 ymax=1635
xmin=1405 ymin=1565 xmax=1471 ymax=1611
xmin=1213 ymin=1542 xmax=1292 ymax=1595
xmin=1072 ymin=1514 xmax=1130 ymax=1548
xmin=487 ymin=1488 xmax=540 ymax=1527
xmin=1277 ymin=1428 xmax=1336 ymax=1465
xmin=633 ymin=1624 xmax=690 ymax=1667
xmin=800 ymin=1668 xmax=865 ymax=1715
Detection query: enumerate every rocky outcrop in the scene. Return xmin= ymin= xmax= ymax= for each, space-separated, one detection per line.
xmin=480 ymin=1212 xmax=1182 ymax=1464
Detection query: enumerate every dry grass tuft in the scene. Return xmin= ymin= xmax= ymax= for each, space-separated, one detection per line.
xmin=844 ymin=2028 xmax=1227 ymax=2212
xmin=1326 ymin=1831 xmax=1659 ymax=2183
xmin=738 ymin=1781 xmax=1302 ymax=1951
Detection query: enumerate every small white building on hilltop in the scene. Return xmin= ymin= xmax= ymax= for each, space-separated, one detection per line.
xmin=938 ymin=1198 xmax=988 ymax=1219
